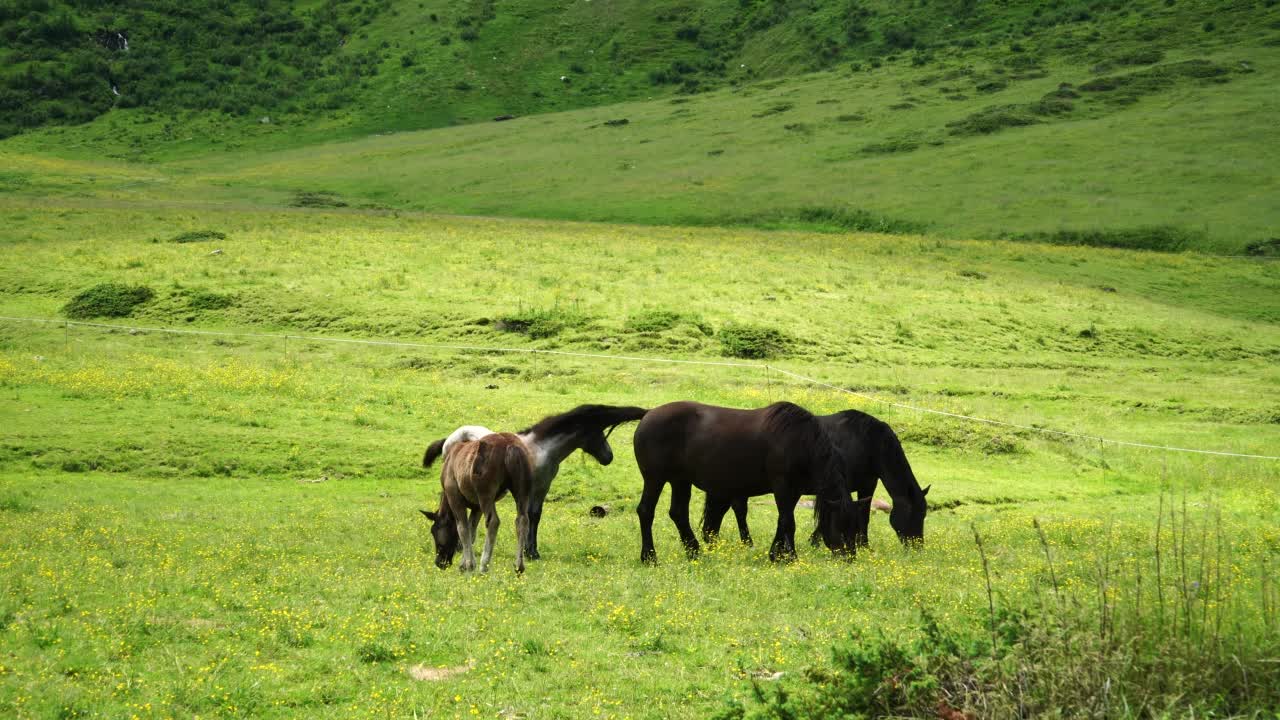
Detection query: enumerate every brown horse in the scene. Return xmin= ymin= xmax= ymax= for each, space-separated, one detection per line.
xmin=632 ymin=401 xmax=861 ymax=564
xmin=421 ymin=433 xmax=534 ymax=574
xmin=422 ymin=404 xmax=647 ymax=560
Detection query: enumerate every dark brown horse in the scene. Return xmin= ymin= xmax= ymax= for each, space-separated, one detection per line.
xmin=632 ymin=401 xmax=861 ymax=564
xmin=701 ymin=408 xmax=930 ymax=549
xmin=421 ymin=433 xmax=534 ymax=573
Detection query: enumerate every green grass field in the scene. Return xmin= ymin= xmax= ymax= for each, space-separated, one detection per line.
xmin=1 ymin=203 xmax=1277 ymax=717
xmin=2 ymin=2 xmax=1279 ymax=714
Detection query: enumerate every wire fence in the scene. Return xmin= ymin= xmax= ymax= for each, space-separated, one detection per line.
xmin=3 ymin=314 xmax=1277 ymax=461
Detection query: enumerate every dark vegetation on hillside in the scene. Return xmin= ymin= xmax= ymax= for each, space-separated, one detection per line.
xmin=0 ymin=0 xmax=390 ymax=138
xmin=2 ymin=0 xmax=1272 ymax=138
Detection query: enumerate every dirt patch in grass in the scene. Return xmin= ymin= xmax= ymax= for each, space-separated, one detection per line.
xmin=409 ymin=663 xmax=473 ymax=681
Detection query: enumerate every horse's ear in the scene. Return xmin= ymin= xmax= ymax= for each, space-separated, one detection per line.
xmin=922 ymin=484 xmax=931 ymax=496
xmin=420 ymin=510 xmax=438 ymax=521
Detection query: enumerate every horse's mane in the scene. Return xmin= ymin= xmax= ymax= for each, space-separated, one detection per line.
xmin=828 ymin=409 xmax=925 ymax=503
xmin=762 ymin=402 xmax=854 ymax=543
xmin=520 ymin=404 xmax=648 ymax=439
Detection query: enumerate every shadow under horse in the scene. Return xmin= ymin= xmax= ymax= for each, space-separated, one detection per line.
xmin=701 ymin=408 xmax=930 ymax=549
xmin=422 ymin=404 xmax=647 ymax=562
xmin=632 ymin=400 xmax=862 ymax=564
xmin=421 ymin=433 xmax=534 ymax=573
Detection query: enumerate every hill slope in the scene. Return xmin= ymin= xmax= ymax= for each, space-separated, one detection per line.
xmin=3 ymin=0 xmax=1276 ymax=139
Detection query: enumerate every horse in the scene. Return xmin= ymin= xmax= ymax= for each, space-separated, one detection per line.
xmin=700 ymin=408 xmax=931 ymax=549
xmin=422 ymin=404 xmax=647 ymax=561
xmin=421 ymin=433 xmax=534 ymax=573
xmin=632 ymin=401 xmax=862 ymax=564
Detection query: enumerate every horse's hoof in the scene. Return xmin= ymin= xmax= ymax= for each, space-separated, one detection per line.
xmin=641 ymin=551 xmax=658 ymax=566
xmin=525 ymin=549 xmax=541 ymax=561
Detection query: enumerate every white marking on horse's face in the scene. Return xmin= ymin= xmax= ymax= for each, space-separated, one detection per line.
xmin=443 ymin=425 xmax=495 ymax=453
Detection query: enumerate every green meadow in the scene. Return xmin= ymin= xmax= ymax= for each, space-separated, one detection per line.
xmin=1 ymin=204 xmax=1278 ymax=717
xmin=3 ymin=1 xmax=1280 ymax=715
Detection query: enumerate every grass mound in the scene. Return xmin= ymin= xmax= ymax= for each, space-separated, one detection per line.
xmin=495 ymin=306 xmax=591 ymax=339
xmin=718 ymin=322 xmax=792 ymax=360
xmin=947 ymin=104 xmax=1040 ymax=136
xmin=168 ymin=230 xmax=226 ymax=243
xmin=186 ymin=290 xmax=234 ymax=311
xmin=715 ymin=206 xmax=927 ymax=235
xmin=1244 ymin=238 xmax=1280 ymax=257
xmin=291 ymin=191 xmax=348 ymax=209
xmin=62 ymin=283 xmax=154 ymax=319
xmin=1010 ymin=226 xmax=1202 ymax=252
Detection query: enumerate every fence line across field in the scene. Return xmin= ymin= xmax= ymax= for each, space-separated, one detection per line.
xmin=3 ymin=314 xmax=1277 ymax=462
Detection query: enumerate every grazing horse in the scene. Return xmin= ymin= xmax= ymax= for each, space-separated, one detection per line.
xmin=632 ymin=401 xmax=860 ymax=564
xmin=421 ymin=433 xmax=534 ymax=573
xmin=701 ymin=408 xmax=930 ymax=549
xmin=423 ymin=404 xmax=647 ymax=560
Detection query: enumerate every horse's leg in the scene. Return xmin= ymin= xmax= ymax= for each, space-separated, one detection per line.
xmin=444 ymin=489 xmax=473 ymax=572
xmin=731 ymin=496 xmax=752 ymax=546
xmin=514 ymin=497 xmax=529 ymax=575
xmin=769 ymin=491 xmax=798 ymax=563
xmin=700 ymin=494 xmax=732 ymax=544
xmin=478 ymin=500 xmax=500 ymax=574
xmin=636 ymin=474 xmax=664 ymax=565
xmin=466 ymin=507 xmax=483 ymax=572
xmin=855 ymin=489 xmax=873 ymax=550
xmin=524 ymin=482 xmax=549 ymax=560
xmin=668 ymin=481 xmax=700 ymax=559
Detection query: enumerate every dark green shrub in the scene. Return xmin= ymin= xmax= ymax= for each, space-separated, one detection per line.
xmin=62 ymin=283 xmax=155 ymax=319
xmin=718 ymin=322 xmax=791 ymax=359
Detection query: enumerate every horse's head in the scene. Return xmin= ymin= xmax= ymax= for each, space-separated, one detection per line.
xmin=579 ymin=428 xmax=615 ymax=465
xmin=889 ymin=485 xmax=930 ymax=547
xmin=420 ymin=507 xmax=459 ymax=569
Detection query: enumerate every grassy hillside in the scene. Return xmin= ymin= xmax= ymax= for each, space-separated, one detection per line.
xmin=4 ymin=37 xmax=1279 ymax=252
xmin=0 ymin=203 xmax=1277 ymax=717
xmin=4 ymin=0 xmax=1276 ymax=140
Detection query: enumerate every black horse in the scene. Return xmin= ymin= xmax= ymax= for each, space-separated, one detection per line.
xmin=632 ymin=401 xmax=862 ymax=564
xmin=701 ymin=408 xmax=930 ymax=549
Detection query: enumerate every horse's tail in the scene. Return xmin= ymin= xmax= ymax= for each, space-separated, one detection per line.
xmin=422 ymin=438 xmax=447 ymax=469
